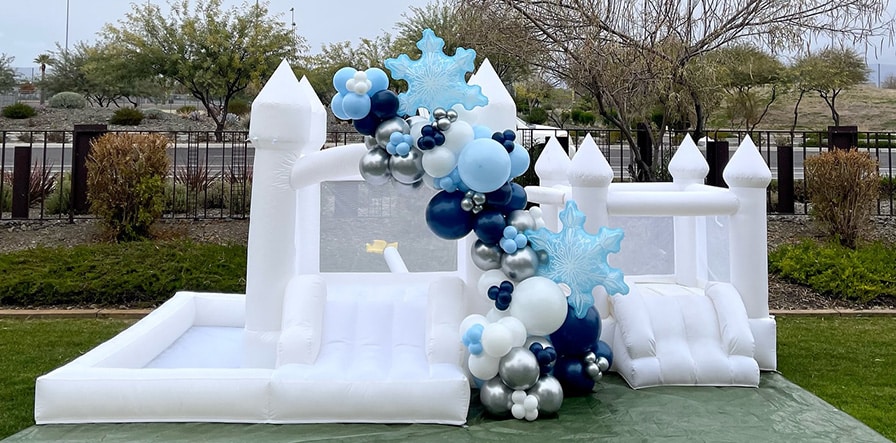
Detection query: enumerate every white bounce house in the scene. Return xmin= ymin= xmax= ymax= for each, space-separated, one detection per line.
xmin=34 ymin=59 xmax=775 ymax=425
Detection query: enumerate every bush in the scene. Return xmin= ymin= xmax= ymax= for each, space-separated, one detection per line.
xmin=176 ymin=105 xmax=197 ymax=116
xmin=770 ymin=240 xmax=896 ymax=303
xmin=109 ymin=107 xmax=144 ymax=126
xmin=226 ymin=99 xmax=250 ymax=116
xmin=2 ymin=103 xmax=37 ymax=119
xmin=525 ymin=107 xmax=548 ymax=125
xmin=45 ymin=173 xmax=71 ymax=215
xmin=48 ymin=91 xmax=87 ymax=109
xmin=804 ymin=148 xmax=879 ymax=248
xmin=87 ymin=133 xmax=171 ymax=241
xmin=143 ymin=108 xmax=166 ymax=120
xmin=0 ymin=241 xmax=247 ymax=307
xmin=0 ymin=162 xmax=57 ymax=207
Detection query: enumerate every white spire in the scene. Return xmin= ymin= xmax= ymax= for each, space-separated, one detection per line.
xmin=668 ymin=134 xmax=709 ymax=183
xmin=568 ymin=134 xmax=613 ymax=187
xmin=534 ymin=136 xmax=571 ymax=184
xmin=298 ymin=75 xmax=327 ymax=154
xmin=248 ymin=60 xmax=310 ymax=150
xmin=723 ymin=135 xmax=772 ymax=188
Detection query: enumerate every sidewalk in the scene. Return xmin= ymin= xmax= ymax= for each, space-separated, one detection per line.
xmin=1 ymin=308 xmax=895 ymax=319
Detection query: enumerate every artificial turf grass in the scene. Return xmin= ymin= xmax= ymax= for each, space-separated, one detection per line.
xmin=0 ymin=319 xmax=135 ymax=439
xmin=1 ymin=317 xmax=894 ymax=440
xmin=776 ymin=316 xmax=896 ymax=441
xmin=0 ymin=241 xmax=247 ymax=307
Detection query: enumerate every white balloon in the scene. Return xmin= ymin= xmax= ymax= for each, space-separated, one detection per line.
xmin=486 ymin=307 xmax=509 ymax=323
xmin=508 ymin=277 xmax=568 ymax=336
xmin=441 ymin=120 xmax=475 ymax=155
xmin=459 ymin=314 xmax=488 ymax=337
xmin=468 ymin=353 xmax=500 ymax=380
xmin=421 ymin=147 xmax=457 ymax=178
xmin=512 ymin=404 xmax=526 ymax=420
xmin=481 ymin=322 xmax=513 ymax=358
xmin=410 ymin=121 xmax=429 ymax=144
xmin=498 ymin=316 xmax=528 ymax=347
xmin=478 ymin=269 xmax=509 ymax=298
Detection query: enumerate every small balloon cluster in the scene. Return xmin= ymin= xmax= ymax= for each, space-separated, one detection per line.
xmin=335 ymin=29 xmax=624 ymax=422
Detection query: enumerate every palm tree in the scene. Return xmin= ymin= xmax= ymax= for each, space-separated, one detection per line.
xmin=33 ymin=53 xmax=54 ymax=104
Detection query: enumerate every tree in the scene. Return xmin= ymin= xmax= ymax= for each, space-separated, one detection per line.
xmin=82 ymin=43 xmax=167 ymax=107
xmin=102 ymin=0 xmax=302 ymax=138
xmin=295 ymin=34 xmax=396 ymax=104
xmin=710 ymin=45 xmax=786 ymax=133
xmin=0 ymin=53 xmax=16 ymax=94
xmin=43 ymin=42 xmax=120 ymax=107
xmin=799 ymin=47 xmax=869 ymax=126
xmin=33 ymin=53 xmax=54 ymax=105
xmin=467 ymin=0 xmax=893 ymax=180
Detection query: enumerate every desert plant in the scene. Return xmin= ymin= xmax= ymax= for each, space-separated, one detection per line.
xmin=224 ymin=112 xmax=240 ymax=128
xmin=176 ymin=105 xmax=197 ymax=116
xmin=0 ymin=162 xmax=57 ymax=207
xmin=226 ymin=98 xmax=250 ymax=116
xmin=47 ymin=91 xmax=87 ymax=109
xmin=804 ymin=148 xmax=879 ymax=248
xmin=2 ymin=103 xmax=37 ymax=119
xmin=143 ymin=108 xmax=166 ymax=120
xmin=87 ymin=133 xmax=171 ymax=241
xmin=16 ymin=132 xmax=34 ymax=143
xmin=45 ymin=131 xmax=70 ymax=143
xmin=109 ymin=107 xmax=144 ymax=126
xmin=45 ymin=173 xmax=71 ymax=215
xmin=187 ymin=110 xmax=203 ymax=121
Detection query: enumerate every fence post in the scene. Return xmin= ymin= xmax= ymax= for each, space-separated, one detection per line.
xmin=12 ymin=146 xmax=32 ymax=219
xmin=827 ymin=125 xmax=858 ymax=150
xmin=636 ymin=123 xmax=652 ymax=169
xmin=70 ymin=124 xmax=107 ymax=217
xmin=705 ymin=140 xmax=730 ymax=187
xmin=776 ymin=145 xmax=794 ymax=213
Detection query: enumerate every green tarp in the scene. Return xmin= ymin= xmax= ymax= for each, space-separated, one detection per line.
xmin=5 ymin=373 xmax=887 ymax=442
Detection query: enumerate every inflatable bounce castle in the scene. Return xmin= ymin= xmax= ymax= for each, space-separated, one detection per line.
xmin=34 ymin=30 xmax=775 ymax=425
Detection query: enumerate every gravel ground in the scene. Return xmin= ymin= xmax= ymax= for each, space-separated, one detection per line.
xmin=0 ymin=106 xmax=237 ymax=133
xmin=0 ymin=215 xmax=894 ymax=311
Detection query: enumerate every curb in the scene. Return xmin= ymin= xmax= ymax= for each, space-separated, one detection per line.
xmin=1 ymin=309 xmax=895 ymax=319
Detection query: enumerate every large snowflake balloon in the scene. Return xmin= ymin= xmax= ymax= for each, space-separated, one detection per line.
xmin=526 ymin=201 xmax=629 ymax=319
xmin=384 ymin=29 xmax=488 ymax=116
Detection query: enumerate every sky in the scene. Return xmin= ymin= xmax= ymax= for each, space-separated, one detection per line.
xmin=0 ymin=0 xmax=421 ymax=74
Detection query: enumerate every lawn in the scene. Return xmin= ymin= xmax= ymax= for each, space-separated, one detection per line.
xmin=1 ymin=317 xmax=894 ymax=440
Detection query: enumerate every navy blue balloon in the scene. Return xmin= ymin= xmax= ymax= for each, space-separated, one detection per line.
xmin=473 ymin=209 xmax=506 ymax=245
xmin=503 ymin=130 xmax=516 ymax=141
xmin=425 ymin=191 xmax=475 ymax=240
xmin=486 ymin=183 xmax=514 ymax=207
xmin=434 ymin=132 xmax=446 ymax=146
xmin=595 ymin=339 xmax=613 ymax=369
xmin=550 ymin=305 xmax=601 ymax=356
xmin=504 ymin=182 xmax=528 ymax=212
xmin=421 ymin=125 xmax=436 ymax=137
xmin=353 ymin=112 xmax=381 ymax=136
xmin=370 ymin=90 xmax=400 ymax=119
xmin=553 ymin=355 xmax=594 ymax=396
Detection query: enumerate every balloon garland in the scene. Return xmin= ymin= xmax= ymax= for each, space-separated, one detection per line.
xmin=332 ymin=29 xmax=627 ymax=421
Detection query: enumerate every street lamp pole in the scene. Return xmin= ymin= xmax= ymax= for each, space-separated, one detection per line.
xmin=65 ymin=0 xmax=70 ymax=52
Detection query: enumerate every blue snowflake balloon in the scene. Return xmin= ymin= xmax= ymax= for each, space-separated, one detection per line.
xmin=526 ymin=200 xmax=629 ymax=319
xmin=384 ymin=29 xmax=488 ymax=116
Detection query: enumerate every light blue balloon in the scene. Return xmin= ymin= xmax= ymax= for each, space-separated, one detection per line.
xmin=457 ymin=138 xmax=512 ymax=193
xmin=330 ymin=92 xmax=350 ymax=120
xmin=509 ymin=143 xmax=531 ymax=178
xmin=366 ymin=67 xmax=390 ymax=96
xmin=342 ymin=93 xmax=372 ymax=120
xmin=333 ymin=67 xmax=356 ymax=94
xmin=473 ymin=125 xmax=494 ymax=139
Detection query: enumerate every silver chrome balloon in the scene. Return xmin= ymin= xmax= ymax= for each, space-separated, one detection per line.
xmin=585 ymin=361 xmax=602 ymax=380
xmin=471 ymin=240 xmax=503 ymax=271
xmin=584 ymin=352 xmax=597 ymax=364
xmin=597 ymin=356 xmax=610 ymax=372
xmin=364 ymin=135 xmax=379 ymax=150
xmin=472 ymin=192 xmax=487 ymax=206
xmin=358 ymin=148 xmax=392 ymax=185
xmin=461 ymin=197 xmax=475 ymax=212
xmin=528 ymin=375 xmax=564 ymax=414
xmin=436 ymin=118 xmax=452 ymax=131
xmin=500 ymin=246 xmax=539 ymax=282
xmin=374 ymin=117 xmax=410 ymax=147
xmin=433 ymin=107 xmax=448 ymax=120
xmin=389 ymin=147 xmax=424 ymax=184
xmin=498 ymin=347 xmax=540 ymax=390
xmin=446 ymin=109 xmax=458 ymax=122
xmin=479 ymin=377 xmax=513 ymax=415
xmin=508 ymin=210 xmax=537 ymax=232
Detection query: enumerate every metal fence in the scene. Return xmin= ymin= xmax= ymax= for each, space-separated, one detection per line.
xmin=1 ymin=127 xmax=894 ymax=221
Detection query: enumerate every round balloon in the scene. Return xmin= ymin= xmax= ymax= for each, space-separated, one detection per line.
xmin=550 ymin=305 xmax=602 ymax=356
xmin=329 ymin=92 xmax=350 ymax=120
xmin=440 ymin=120 xmax=475 ymax=155
xmin=342 ymin=93 xmax=371 ymax=120
xmin=469 ymin=354 xmax=500 ymax=381
xmin=498 ymin=316 xmax=527 ymax=347
xmin=471 ymin=240 xmax=503 ymax=271
xmin=500 ymin=246 xmax=539 ymax=282
xmin=498 ymin=347 xmax=540 ymax=390
xmin=370 ymin=90 xmax=400 ymax=119
xmin=477 ymin=269 xmax=509 ymax=298
xmin=389 ymin=147 xmax=424 ymax=184
xmin=375 ymin=117 xmax=410 ymax=147
xmin=365 ymin=67 xmax=389 ymax=95
xmin=528 ymin=375 xmax=564 ymax=413
xmin=421 ymin=147 xmax=457 ymax=178
xmin=473 ymin=209 xmax=506 ymax=245
xmin=333 ymin=67 xmax=355 ymax=94
xmin=425 ymin=191 xmax=475 ymax=240
xmin=509 ymin=143 xmax=531 ymax=178
xmin=507 ymin=210 xmax=536 ymax=232
xmin=508 ymin=276 xmax=567 ymax=336
xmin=553 ymin=355 xmax=595 ymax=396
xmin=353 ymin=113 xmax=381 ymax=136
xmin=457 ymin=138 xmax=512 ymax=193
xmin=595 ymin=339 xmax=614 ymax=369
xmin=358 ymin=148 xmax=391 ymax=185
xmin=481 ymin=322 xmax=513 ymax=358
xmin=460 ymin=314 xmax=488 ymax=337
xmin=486 ymin=183 xmax=514 ymax=207
xmin=479 ymin=376 xmax=513 ymax=416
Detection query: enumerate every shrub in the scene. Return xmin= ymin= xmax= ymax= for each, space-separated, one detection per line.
xmin=2 ymin=103 xmax=37 ymax=119
xmin=87 ymin=133 xmax=171 ymax=241
xmin=0 ymin=162 xmax=57 ymax=207
xmin=45 ymin=131 xmax=69 ymax=143
xmin=525 ymin=107 xmax=548 ymax=125
xmin=770 ymin=240 xmax=896 ymax=303
xmin=109 ymin=107 xmax=144 ymax=126
xmin=0 ymin=241 xmax=247 ymax=307
xmin=176 ymin=105 xmax=197 ymax=116
xmin=804 ymin=148 xmax=879 ymax=248
xmin=45 ymin=173 xmax=71 ymax=215
xmin=48 ymin=91 xmax=87 ymax=109
xmin=187 ymin=110 xmax=203 ymax=121
xmin=143 ymin=108 xmax=166 ymax=120
xmin=226 ymin=99 xmax=250 ymax=116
